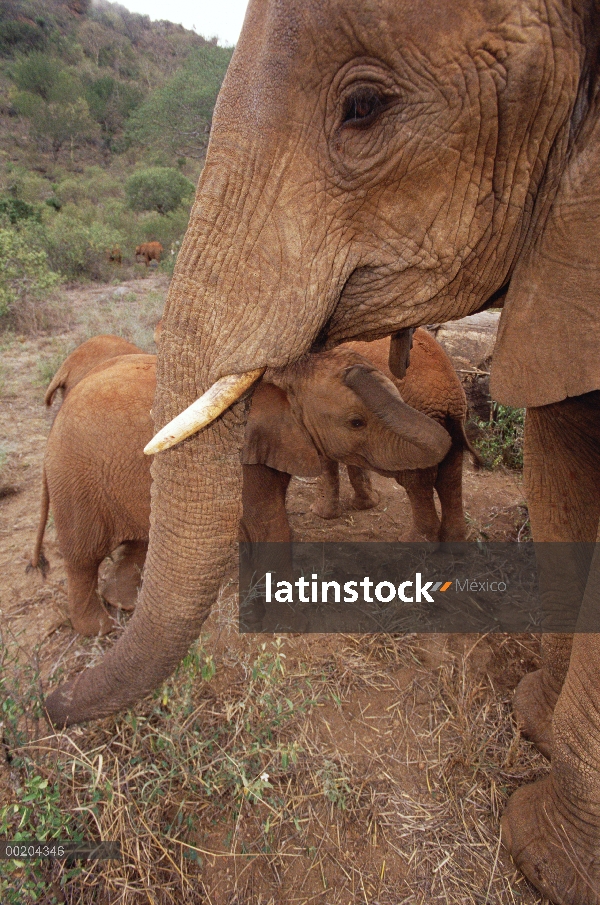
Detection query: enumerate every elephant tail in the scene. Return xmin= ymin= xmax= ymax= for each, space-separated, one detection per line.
xmin=27 ymin=468 xmax=50 ymax=578
xmin=455 ymin=419 xmax=484 ymax=470
xmin=44 ymin=366 xmax=68 ymax=407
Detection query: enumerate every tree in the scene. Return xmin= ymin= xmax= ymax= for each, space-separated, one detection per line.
xmin=125 ymin=167 xmax=194 ymax=214
xmin=85 ymin=75 xmax=143 ymax=146
xmin=11 ymin=54 xmax=99 ymax=159
xmin=125 ymin=44 xmax=232 ymax=159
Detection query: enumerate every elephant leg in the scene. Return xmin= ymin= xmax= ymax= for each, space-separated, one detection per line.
xmin=513 ymin=396 xmax=600 ymax=756
xmin=240 ymin=464 xmax=292 ymax=543
xmin=435 ymin=435 xmax=467 ymax=542
xmin=396 ymin=468 xmax=441 ymax=542
xmin=65 ymin=560 xmax=114 ymax=636
xmin=239 ymin=465 xmax=293 ymax=631
xmin=502 ymin=631 xmax=600 ymax=905
xmin=311 ymin=458 xmax=342 ymax=519
xmin=347 ymin=465 xmax=379 ymax=511
xmin=514 ymin=633 xmax=573 ymax=759
xmin=99 ymin=541 xmax=148 ymax=611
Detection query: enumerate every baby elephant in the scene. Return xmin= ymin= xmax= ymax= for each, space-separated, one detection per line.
xmin=31 ymin=354 xmax=155 ymax=635
xmin=44 ymin=335 xmax=143 ymax=407
xmin=31 ymin=342 xmax=449 ymax=635
xmin=242 ymin=329 xmax=478 ymax=543
xmin=337 ymin=330 xmax=478 ymax=540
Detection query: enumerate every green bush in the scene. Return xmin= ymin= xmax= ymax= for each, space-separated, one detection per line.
xmin=84 ymin=74 xmax=143 ymax=145
xmin=54 ymin=166 xmax=123 ymax=206
xmin=0 ymin=19 xmax=47 ymax=57
xmin=11 ymin=51 xmax=64 ymax=101
xmin=125 ymin=166 xmax=194 ymax=215
xmin=40 ymin=211 xmax=124 ymax=280
xmin=1 ymin=166 xmax=54 ymax=206
xmin=0 ymin=197 xmax=40 ymax=225
xmin=474 ymin=404 xmax=525 ymax=469
xmin=0 ymin=227 xmax=61 ymax=330
xmin=11 ymin=54 xmax=99 ymax=159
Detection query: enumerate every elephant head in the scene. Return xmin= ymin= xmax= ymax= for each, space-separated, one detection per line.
xmin=244 ymin=348 xmax=451 ymax=476
xmin=45 ymin=0 xmax=600 ymax=725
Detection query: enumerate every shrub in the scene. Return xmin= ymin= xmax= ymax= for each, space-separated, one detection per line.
xmin=0 ymin=197 xmax=40 ymax=225
xmin=54 ymin=167 xmax=123 ymax=206
xmin=0 ymin=228 xmax=61 ymax=331
xmin=41 ymin=212 xmax=124 ymax=280
xmin=474 ymin=404 xmax=525 ymax=470
xmin=11 ymin=55 xmax=99 ymax=159
xmin=11 ymin=51 xmax=63 ymax=101
xmin=125 ymin=167 xmax=194 ymax=215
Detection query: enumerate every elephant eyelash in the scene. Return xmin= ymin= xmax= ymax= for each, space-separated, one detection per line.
xmin=340 ymin=87 xmax=390 ymax=128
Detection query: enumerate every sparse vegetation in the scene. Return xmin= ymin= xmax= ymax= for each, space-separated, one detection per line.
xmin=474 ymin=403 xmax=525 ymax=470
xmin=0 ymin=611 xmax=548 ymax=904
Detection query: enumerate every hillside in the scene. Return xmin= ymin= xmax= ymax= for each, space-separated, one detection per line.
xmin=0 ymin=0 xmax=232 ymax=306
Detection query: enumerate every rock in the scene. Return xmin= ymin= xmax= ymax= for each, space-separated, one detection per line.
xmin=430 ymin=311 xmax=500 ymax=421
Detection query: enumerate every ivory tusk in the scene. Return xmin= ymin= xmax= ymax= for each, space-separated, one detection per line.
xmin=144 ymin=367 xmax=265 ymax=455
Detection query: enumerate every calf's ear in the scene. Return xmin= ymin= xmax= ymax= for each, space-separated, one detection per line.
xmin=491 ymin=49 xmax=600 ymax=407
xmin=242 ymin=382 xmax=322 ymax=477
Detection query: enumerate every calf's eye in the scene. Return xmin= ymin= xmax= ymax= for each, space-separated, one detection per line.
xmin=349 ymin=417 xmax=367 ymax=429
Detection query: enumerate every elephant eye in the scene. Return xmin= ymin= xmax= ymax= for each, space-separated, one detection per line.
xmin=349 ymin=417 xmax=367 ymax=429
xmin=341 ymin=87 xmax=387 ymax=127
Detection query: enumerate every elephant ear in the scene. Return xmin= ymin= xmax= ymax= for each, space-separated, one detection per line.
xmin=242 ymin=382 xmax=322 ymax=477
xmin=491 ymin=89 xmax=600 ymax=407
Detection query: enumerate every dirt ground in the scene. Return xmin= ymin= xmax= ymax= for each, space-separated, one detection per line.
xmin=0 ymin=277 xmax=550 ymax=904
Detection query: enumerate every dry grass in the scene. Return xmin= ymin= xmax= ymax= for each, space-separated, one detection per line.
xmin=0 ymin=447 xmax=21 ymax=499
xmin=1 ymin=580 xmax=550 ymax=905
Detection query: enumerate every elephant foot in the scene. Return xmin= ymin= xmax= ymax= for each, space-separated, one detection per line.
xmin=513 ymin=668 xmax=558 ymax=759
xmin=311 ymin=500 xmax=342 ymax=519
xmin=350 ymin=490 xmax=379 ymax=511
xmin=69 ymin=597 xmax=115 ymax=636
xmin=502 ymin=777 xmax=600 ymax=904
xmin=439 ymin=523 xmax=468 ymax=542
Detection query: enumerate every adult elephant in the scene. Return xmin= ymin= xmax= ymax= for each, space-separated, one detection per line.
xmin=46 ymin=2 xmax=600 ymax=902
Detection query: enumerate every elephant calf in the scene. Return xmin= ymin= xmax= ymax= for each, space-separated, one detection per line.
xmin=337 ymin=329 xmax=479 ymax=541
xmin=242 ymin=329 xmax=478 ymax=543
xmin=31 ymin=353 xmax=155 ymax=635
xmin=31 ymin=341 xmax=450 ymax=634
xmin=44 ymin=334 xmax=143 ymax=407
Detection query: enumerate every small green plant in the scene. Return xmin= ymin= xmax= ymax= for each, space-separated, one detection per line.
xmin=474 ymin=403 xmax=524 ymax=469
xmin=125 ymin=167 xmax=194 ymax=215
xmin=318 ymin=760 xmax=353 ymax=811
xmin=0 ymin=637 xmax=86 ymax=903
